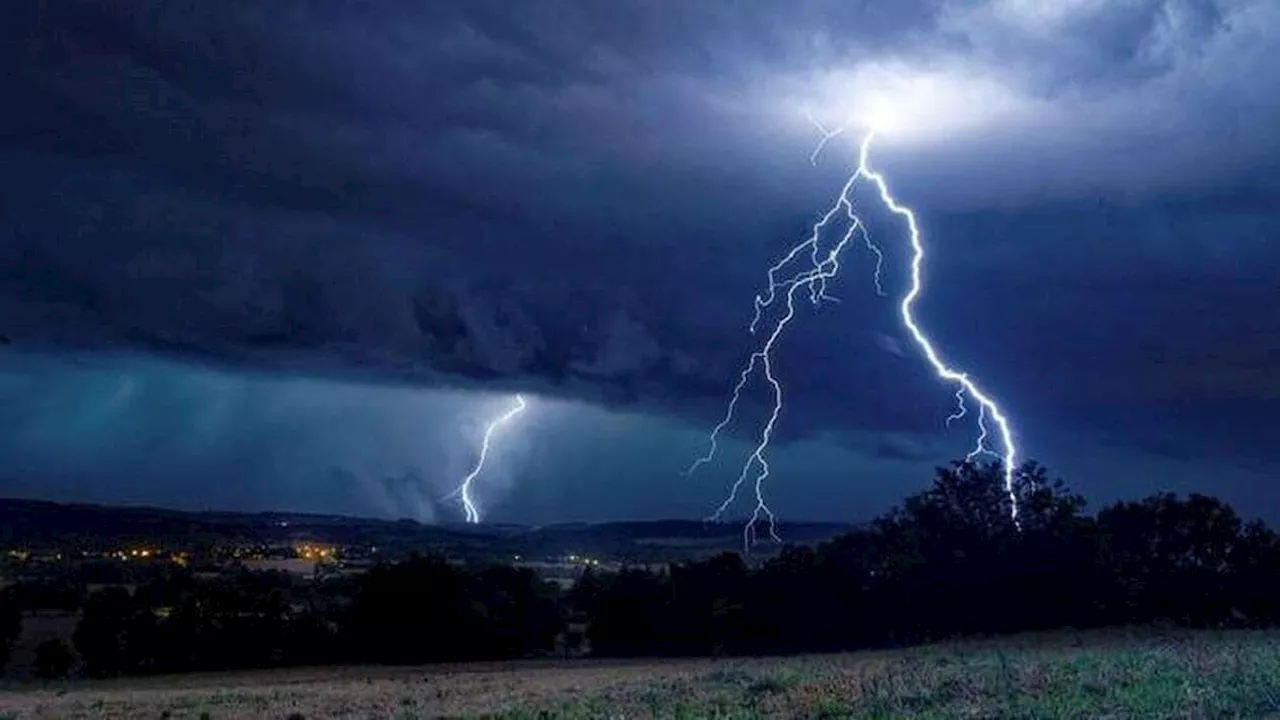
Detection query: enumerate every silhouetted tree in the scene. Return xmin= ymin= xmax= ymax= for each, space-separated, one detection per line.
xmin=6 ymin=579 xmax=81 ymax=613
xmin=344 ymin=555 xmax=477 ymax=663
xmin=341 ymin=555 xmax=559 ymax=664
xmin=665 ymin=553 xmax=750 ymax=655
xmin=469 ymin=565 xmax=562 ymax=658
xmin=32 ymin=638 xmax=74 ymax=680
xmin=1099 ymin=492 xmax=1246 ymax=626
xmin=73 ymin=587 xmax=139 ymax=677
xmin=586 ymin=567 xmax=672 ymax=657
xmin=1230 ymin=521 xmax=1280 ymax=625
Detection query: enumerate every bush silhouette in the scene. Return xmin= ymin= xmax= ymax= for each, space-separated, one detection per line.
xmin=32 ymin=638 xmax=74 ymax=680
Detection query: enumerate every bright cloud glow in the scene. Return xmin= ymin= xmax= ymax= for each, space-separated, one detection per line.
xmin=785 ymin=60 xmax=1047 ymax=149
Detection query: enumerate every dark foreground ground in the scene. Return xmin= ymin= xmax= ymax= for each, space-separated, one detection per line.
xmin=2 ymin=629 xmax=1278 ymax=719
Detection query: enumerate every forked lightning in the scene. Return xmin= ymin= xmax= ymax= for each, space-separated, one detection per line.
xmin=688 ymin=124 xmax=1021 ymax=550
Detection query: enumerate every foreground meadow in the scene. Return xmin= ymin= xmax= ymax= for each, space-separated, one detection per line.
xmin=2 ymin=629 xmax=1278 ymax=719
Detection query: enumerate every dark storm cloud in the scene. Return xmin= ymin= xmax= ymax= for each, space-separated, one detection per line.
xmin=1 ymin=0 xmax=1278 ymax=466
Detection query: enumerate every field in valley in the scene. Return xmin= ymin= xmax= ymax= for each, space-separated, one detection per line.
xmin=2 ymin=629 xmax=1278 ymax=719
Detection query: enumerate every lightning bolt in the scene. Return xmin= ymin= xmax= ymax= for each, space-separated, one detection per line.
xmin=688 ymin=153 xmax=878 ymax=550
xmin=688 ymin=124 xmax=1022 ymax=550
xmin=708 ymin=241 xmax=855 ymax=549
xmin=855 ymin=132 xmax=1021 ymax=525
xmin=450 ymin=394 xmax=527 ymax=524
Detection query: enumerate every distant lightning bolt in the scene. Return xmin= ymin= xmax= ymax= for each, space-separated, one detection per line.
xmin=688 ymin=123 xmax=1022 ymax=549
xmin=450 ymin=394 xmax=527 ymax=524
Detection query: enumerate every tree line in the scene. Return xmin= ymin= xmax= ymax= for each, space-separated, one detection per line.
xmin=2 ymin=460 xmax=1279 ymax=677
xmin=580 ymin=461 xmax=1280 ymax=656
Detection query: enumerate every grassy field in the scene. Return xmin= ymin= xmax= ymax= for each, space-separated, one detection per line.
xmin=2 ymin=629 xmax=1278 ymax=719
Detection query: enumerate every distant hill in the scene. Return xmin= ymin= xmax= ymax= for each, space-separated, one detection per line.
xmin=0 ymin=498 xmax=855 ymax=561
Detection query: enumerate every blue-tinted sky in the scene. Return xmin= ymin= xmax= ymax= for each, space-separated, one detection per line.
xmin=1 ymin=0 xmax=1277 ymax=525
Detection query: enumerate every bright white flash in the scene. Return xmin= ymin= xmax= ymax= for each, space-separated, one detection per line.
xmin=688 ymin=124 xmax=1021 ymax=550
xmin=451 ymin=394 xmax=527 ymax=524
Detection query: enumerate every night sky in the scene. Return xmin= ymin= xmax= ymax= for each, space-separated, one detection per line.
xmin=2 ymin=1 xmax=1278 ymax=525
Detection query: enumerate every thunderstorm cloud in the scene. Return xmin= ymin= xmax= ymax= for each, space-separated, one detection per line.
xmin=1 ymin=0 xmax=1278 ymax=522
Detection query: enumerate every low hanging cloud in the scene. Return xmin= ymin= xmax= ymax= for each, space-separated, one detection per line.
xmin=1 ymin=0 xmax=1277 ymax=450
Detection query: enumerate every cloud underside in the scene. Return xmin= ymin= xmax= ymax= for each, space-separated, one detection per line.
xmin=1 ymin=0 xmax=1278 ymax=445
